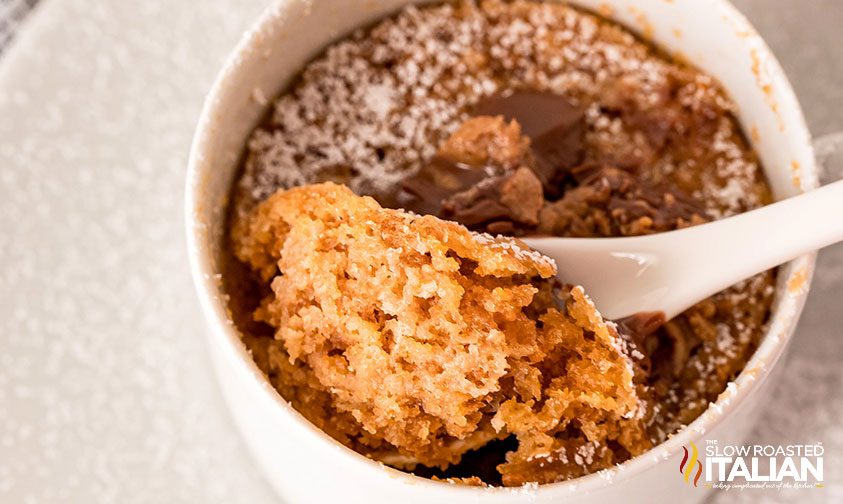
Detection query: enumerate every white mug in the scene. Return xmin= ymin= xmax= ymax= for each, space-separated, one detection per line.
xmin=185 ymin=1 xmax=825 ymax=502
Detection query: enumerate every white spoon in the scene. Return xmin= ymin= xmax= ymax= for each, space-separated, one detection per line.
xmin=521 ymin=178 xmax=843 ymax=320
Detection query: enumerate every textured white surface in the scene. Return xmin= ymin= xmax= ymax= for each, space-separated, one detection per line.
xmin=0 ymin=0 xmax=841 ymax=502
xmin=0 ymin=0 xmax=38 ymax=51
xmin=0 ymin=0 xmax=277 ymax=502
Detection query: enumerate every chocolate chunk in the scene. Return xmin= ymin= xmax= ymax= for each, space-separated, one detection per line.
xmin=442 ymin=166 xmax=544 ymax=228
xmin=445 ymin=194 xmax=511 ymax=226
xmin=530 ymin=120 xmax=585 ymax=189
xmin=473 ymin=91 xmax=586 ymax=193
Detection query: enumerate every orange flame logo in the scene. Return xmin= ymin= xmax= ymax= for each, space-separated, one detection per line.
xmin=679 ymin=441 xmax=703 ymax=487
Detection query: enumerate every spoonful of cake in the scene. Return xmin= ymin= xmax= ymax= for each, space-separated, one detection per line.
xmin=521 ymin=179 xmax=843 ymax=319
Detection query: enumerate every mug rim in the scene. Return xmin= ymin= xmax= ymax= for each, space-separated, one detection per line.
xmin=185 ymin=0 xmax=818 ymax=496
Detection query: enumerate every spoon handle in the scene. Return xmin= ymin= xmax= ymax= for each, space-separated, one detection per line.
xmin=524 ymin=179 xmax=843 ymax=320
xmin=642 ymin=178 xmax=843 ymax=318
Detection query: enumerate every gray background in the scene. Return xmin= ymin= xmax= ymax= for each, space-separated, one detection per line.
xmin=0 ymin=1 xmax=840 ymax=503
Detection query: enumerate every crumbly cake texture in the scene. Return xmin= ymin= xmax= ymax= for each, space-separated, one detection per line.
xmin=226 ymin=0 xmax=777 ymax=487
xmin=233 ymin=183 xmax=650 ymax=481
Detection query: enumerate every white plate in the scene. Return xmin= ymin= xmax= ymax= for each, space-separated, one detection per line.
xmin=0 ymin=0 xmax=841 ymax=502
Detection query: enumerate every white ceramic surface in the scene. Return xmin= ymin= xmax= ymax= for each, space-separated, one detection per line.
xmin=186 ymin=1 xmax=819 ymax=503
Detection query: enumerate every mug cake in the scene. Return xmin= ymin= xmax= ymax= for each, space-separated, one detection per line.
xmin=219 ymin=0 xmax=775 ymax=487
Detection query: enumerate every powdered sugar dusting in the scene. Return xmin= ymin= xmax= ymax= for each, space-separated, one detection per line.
xmin=472 ymin=231 xmax=556 ymax=272
xmin=237 ymin=0 xmax=762 ymax=221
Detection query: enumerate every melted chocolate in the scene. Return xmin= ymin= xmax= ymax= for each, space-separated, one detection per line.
xmin=473 ymin=91 xmax=584 ymax=140
xmin=538 ymin=164 xmax=710 ymax=237
xmin=473 ymin=91 xmax=586 ymax=192
xmin=397 ymin=156 xmax=492 ymax=216
xmin=395 ymin=91 xmax=587 ymax=229
xmin=616 ymin=311 xmax=666 ymax=340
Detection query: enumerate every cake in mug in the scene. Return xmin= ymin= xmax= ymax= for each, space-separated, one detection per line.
xmin=221 ymin=0 xmax=775 ymax=486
